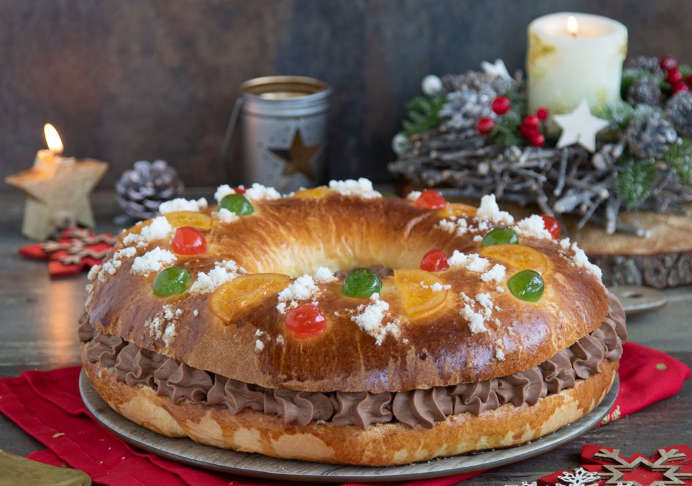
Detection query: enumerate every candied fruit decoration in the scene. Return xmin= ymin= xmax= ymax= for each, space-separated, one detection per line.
xmin=414 ymin=190 xmax=447 ymax=209
xmin=540 ymin=214 xmax=561 ymax=239
xmin=342 ymin=268 xmax=382 ymax=298
xmin=294 ymin=186 xmax=329 ymax=199
xmin=153 ymin=266 xmax=192 ymax=297
xmin=164 ymin=211 xmax=212 ymax=231
xmin=220 ymin=193 xmax=254 ymax=216
xmin=394 ymin=269 xmax=449 ymax=320
xmin=420 ymin=249 xmax=449 ymax=272
xmin=286 ymin=303 xmax=327 ymax=338
xmin=210 ymin=273 xmax=290 ymax=323
xmin=508 ymin=270 xmax=544 ymax=302
xmin=171 ymin=226 xmax=207 ymax=255
xmin=481 ymin=227 xmax=518 ymax=247
xmin=438 ymin=203 xmax=476 ymax=219
xmin=234 ymin=186 xmax=246 ymax=194
xmin=480 ymin=244 xmax=549 ymax=275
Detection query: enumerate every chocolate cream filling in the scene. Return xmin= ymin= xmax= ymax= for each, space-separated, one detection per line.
xmin=80 ymin=293 xmax=626 ymax=429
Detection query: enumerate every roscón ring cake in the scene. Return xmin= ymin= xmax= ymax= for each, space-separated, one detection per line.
xmin=80 ymin=178 xmax=626 ymax=466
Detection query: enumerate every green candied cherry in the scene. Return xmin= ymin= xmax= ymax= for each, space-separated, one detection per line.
xmin=508 ymin=270 xmax=544 ymax=302
xmin=153 ymin=266 xmax=192 ymax=297
xmin=481 ymin=227 xmax=518 ymax=247
xmin=220 ymin=193 xmax=254 ymax=216
xmin=342 ymin=268 xmax=382 ymax=298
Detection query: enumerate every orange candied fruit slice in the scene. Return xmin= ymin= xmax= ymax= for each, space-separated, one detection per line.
xmin=480 ymin=244 xmax=549 ymax=275
xmin=210 ymin=273 xmax=290 ymax=323
xmin=164 ymin=211 xmax=212 ymax=231
xmin=394 ymin=269 xmax=450 ymax=320
xmin=437 ymin=203 xmax=477 ymax=219
xmin=294 ymin=186 xmax=329 ymax=199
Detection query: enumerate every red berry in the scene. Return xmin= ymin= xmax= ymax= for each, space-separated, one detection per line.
xmin=420 ymin=249 xmax=449 ymax=272
xmin=660 ymin=56 xmax=678 ymax=71
xmin=491 ymin=96 xmax=511 ymax=115
xmin=666 ymin=68 xmax=683 ymax=84
xmin=234 ymin=186 xmax=246 ymax=194
xmin=540 ymin=214 xmax=561 ymax=239
xmin=529 ymin=133 xmax=545 ymax=147
xmin=476 ymin=117 xmax=494 ymax=135
xmin=523 ymin=115 xmax=539 ymax=129
xmin=536 ymin=107 xmax=549 ymax=120
xmin=171 ymin=226 xmax=207 ymax=255
xmin=415 ymin=190 xmax=447 ymax=209
xmin=687 ymin=73 xmax=692 ymax=86
xmin=285 ymin=303 xmax=326 ymax=338
xmin=520 ymin=123 xmax=538 ymax=139
xmin=672 ymin=81 xmax=690 ymax=94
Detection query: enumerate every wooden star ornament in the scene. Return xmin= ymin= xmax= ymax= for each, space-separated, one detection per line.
xmin=269 ymin=129 xmax=321 ymax=181
xmin=553 ymin=100 xmax=609 ymax=152
xmin=5 ymin=153 xmax=108 ymax=240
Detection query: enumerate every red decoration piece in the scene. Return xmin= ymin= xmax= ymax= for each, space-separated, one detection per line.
xmin=415 ymin=189 xmax=447 ymax=209
xmin=19 ymin=228 xmax=116 ymax=278
xmin=285 ymin=303 xmax=327 ymax=338
xmin=491 ymin=96 xmax=511 ymax=115
xmin=523 ymin=114 xmax=540 ymax=129
xmin=687 ymin=73 xmax=692 ymax=86
xmin=171 ymin=226 xmax=207 ymax=255
xmin=673 ymin=81 xmax=690 ymax=94
xmin=234 ymin=186 xmax=246 ymax=194
xmin=529 ymin=133 xmax=546 ymax=147
xmin=538 ymin=444 xmax=692 ymax=486
xmin=520 ymin=123 xmax=539 ymax=138
xmin=537 ymin=107 xmax=549 ymax=120
xmin=476 ymin=117 xmax=495 ymax=135
xmin=420 ymin=249 xmax=450 ymax=272
xmin=666 ymin=68 xmax=683 ymax=84
xmin=540 ymin=214 xmax=561 ymax=239
xmin=660 ymin=56 xmax=678 ymax=71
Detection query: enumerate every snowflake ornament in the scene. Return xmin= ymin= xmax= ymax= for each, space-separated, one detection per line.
xmin=557 ymin=468 xmax=602 ymax=486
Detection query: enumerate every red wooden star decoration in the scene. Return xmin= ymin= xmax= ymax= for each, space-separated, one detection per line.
xmin=19 ymin=227 xmax=116 ymax=278
xmin=538 ymin=444 xmax=692 ymax=486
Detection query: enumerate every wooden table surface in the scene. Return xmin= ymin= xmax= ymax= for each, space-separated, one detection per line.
xmin=0 ymin=190 xmax=690 ymax=485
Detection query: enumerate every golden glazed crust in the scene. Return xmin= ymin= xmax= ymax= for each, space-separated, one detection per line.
xmin=84 ymin=358 xmax=617 ymax=466
xmin=85 ymin=192 xmax=609 ymax=392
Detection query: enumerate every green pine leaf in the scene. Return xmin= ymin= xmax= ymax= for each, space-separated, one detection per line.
xmin=616 ymin=160 xmax=656 ymax=208
xmin=594 ymin=101 xmax=635 ymax=129
xmin=680 ymin=64 xmax=692 ymax=78
xmin=665 ymin=138 xmax=692 ymax=186
xmin=402 ymin=95 xmax=448 ymax=137
xmin=490 ymin=111 xmax=524 ymax=147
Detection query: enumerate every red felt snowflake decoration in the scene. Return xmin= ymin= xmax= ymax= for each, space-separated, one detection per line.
xmin=538 ymin=444 xmax=692 ymax=486
xmin=19 ymin=227 xmax=116 ymax=278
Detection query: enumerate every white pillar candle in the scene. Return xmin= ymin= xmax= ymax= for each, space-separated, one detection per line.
xmin=527 ymin=12 xmax=628 ymax=115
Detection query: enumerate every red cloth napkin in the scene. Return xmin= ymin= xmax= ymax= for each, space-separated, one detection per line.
xmin=0 ymin=342 xmax=688 ymax=486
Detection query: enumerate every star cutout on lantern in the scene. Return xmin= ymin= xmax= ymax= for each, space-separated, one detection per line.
xmin=268 ymin=129 xmax=321 ymax=181
xmin=5 ymin=157 xmax=108 ymax=240
xmin=553 ymin=100 xmax=610 ymax=153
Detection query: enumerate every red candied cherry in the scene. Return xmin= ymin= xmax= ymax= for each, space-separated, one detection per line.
xmin=540 ymin=214 xmax=561 ymax=239
xmin=234 ymin=186 xmax=246 ymax=194
xmin=536 ymin=107 xmax=549 ymax=120
xmin=285 ymin=303 xmax=326 ymax=338
xmin=476 ymin=117 xmax=494 ymax=135
xmin=529 ymin=133 xmax=545 ymax=147
xmin=672 ymin=81 xmax=690 ymax=94
xmin=660 ymin=56 xmax=678 ymax=71
xmin=415 ymin=189 xmax=447 ymax=209
xmin=666 ymin=68 xmax=683 ymax=85
xmin=171 ymin=226 xmax=207 ymax=255
xmin=491 ymin=96 xmax=511 ymax=115
xmin=420 ymin=249 xmax=449 ymax=272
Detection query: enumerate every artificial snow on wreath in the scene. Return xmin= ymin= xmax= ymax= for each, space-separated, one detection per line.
xmin=390 ymin=55 xmax=692 ymax=237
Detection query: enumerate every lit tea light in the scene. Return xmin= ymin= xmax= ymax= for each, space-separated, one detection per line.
xmin=34 ymin=123 xmax=73 ymax=176
xmin=527 ymin=12 xmax=628 ymax=114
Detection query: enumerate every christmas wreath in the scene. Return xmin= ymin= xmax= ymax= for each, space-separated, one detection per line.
xmin=390 ymin=56 xmax=692 ymax=236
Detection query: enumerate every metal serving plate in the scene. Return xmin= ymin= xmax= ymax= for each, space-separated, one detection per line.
xmin=80 ymin=370 xmax=618 ymax=482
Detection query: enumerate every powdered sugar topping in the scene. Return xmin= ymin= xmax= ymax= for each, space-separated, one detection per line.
xmin=214 ymin=184 xmax=236 ymax=203
xmin=448 ymin=251 xmax=490 ymax=273
xmin=189 ymin=260 xmax=244 ymax=294
xmin=328 ymin=178 xmax=381 ymax=199
xmin=351 ymin=293 xmax=401 ymax=345
xmin=245 ymin=183 xmax=281 ymax=201
xmin=130 ymin=247 xmax=176 ymax=276
xmin=406 ymin=190 xmax=421 ymax=201
xmin=276 ymin=275 xmax=320 ymax=313
xmin=313 ymin=267 xmax=337 ymax=283
xmin=515 ymin=214 xmax=551 ymax=240
xmin=122 ymin=216 xmax=173 ymax=247
xmin=158 ymin=197 xmax=208 ymax=214
xmin=214 ymin=208 xmax=239 ymax=223
xmin=476 ymin=194 xmax=514 ymax=225
xmin=480 ymin=263 xmax=506 ymax=283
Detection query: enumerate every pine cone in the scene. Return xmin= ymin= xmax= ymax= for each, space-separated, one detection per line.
xmin=665 ymin=92 xmax=692 ymax=137
xmin=115 ymin=160 xmax=184 ymax=219
xmin=624 ymin=56 xmax=663 ymax=75
xmin=625 ymin=112 xmax=678 ymax=159
xmin=627 ymin=77 xmax=663 ymax=107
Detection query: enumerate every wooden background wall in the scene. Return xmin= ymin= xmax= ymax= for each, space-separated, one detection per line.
xmin=1 ymin=0 xmax=690 ymax=190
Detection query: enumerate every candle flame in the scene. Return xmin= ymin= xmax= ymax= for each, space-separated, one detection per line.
xmin=44 ymin=123 xmax=63 ymax=154
xmin=567 ymin=15 xmax=579 ymax=36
